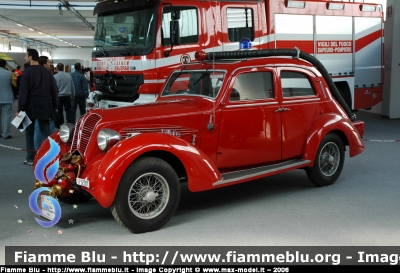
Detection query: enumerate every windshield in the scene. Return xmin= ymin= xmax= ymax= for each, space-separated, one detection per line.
xmin=94 ymin=6 xmax=156 ymax=54
xmin=162 ymin=70 xmax=225 ymax=99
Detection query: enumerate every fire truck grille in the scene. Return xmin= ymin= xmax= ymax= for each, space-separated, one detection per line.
xmin=70 ymin=113 xmax=102 ymax=156
xmin=94 ymin=74 xmax=144 ymax=102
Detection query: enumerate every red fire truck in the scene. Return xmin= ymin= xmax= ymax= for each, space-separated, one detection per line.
xmin=90 ymin=0 xmax=384 ymax=110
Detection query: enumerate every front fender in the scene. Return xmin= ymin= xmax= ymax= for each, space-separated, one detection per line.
xmin=303 ymin=113 xmax=364 ymax=166
xmin=94 ymin=133 xmax=221 ymax=208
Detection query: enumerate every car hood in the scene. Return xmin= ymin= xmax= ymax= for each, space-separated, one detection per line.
xmin=89 ymin=97 xmax=214 ymax=125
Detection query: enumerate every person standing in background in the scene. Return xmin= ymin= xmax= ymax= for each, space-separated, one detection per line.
xmin=14 ymin=65 xmax=22 ymax=99
xmin=54 ymin=63 xmax=75 ymax=124
xmin=71 ymin=62 xmax=88 ymax=123
xmin=0 ymin=59 xmax=14 ymax=139
xmin=17 ymin=49 xmax=58 ymax=165
xmin=32 ymin=55 xmax=57 ymax=151
xmin=50 ymin=64 xmax=56 ymax=75
xmin=11 ymin=69 xmax=17 ymax=99
xmin=14 ymin=63 xmax=23 ymax=99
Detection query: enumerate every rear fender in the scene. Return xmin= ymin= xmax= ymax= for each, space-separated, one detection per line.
xmin=303 ymin=113 xmax=364 ymax=166
xmin=95 ymin=133 xmax=221 ymax=208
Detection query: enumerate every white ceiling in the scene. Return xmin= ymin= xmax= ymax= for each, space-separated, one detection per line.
xmin=0 ymin=0 xmax=98 ymax=50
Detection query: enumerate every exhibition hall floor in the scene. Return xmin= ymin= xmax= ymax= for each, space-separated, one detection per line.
xmin=1 ymin=101 xmax=400 ymax=264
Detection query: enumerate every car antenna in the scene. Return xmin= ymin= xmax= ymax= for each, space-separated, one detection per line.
xmin=207 ymin=15 xmax=217 ymax=131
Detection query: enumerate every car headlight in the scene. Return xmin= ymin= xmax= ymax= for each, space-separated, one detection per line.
xmin=59 ymin=123 xmax=75 ymax=143
xmin=97 ymin=129 xmax=121 ymax=151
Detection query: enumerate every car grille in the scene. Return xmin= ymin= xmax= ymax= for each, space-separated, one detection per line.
xmin=70 ymin=113 xmax=102 ymax=156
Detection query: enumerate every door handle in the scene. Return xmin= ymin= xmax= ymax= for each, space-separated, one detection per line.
xmin=275 ymin=107 xmax=291 ymax=112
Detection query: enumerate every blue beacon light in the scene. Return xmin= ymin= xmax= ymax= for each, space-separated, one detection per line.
xmin=239 ymin=37 xmax=252 ymax=50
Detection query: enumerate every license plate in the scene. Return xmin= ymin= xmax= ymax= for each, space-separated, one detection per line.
xmin=76 ymin=178 xmax=90 ymax=188
xmin=40 ymin=194 xmax=56 ymax=220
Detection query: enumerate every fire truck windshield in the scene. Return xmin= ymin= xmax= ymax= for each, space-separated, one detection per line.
xmin=94 ymin=7 xmax=156 ymax=55
xmin=162 ymin=70 xmax=225 ymax=99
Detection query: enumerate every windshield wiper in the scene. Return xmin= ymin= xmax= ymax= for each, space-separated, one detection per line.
xmin=119 ymin=45 xmax=136 ymax=56
xmin=192 ymin=66 xmax=212 ymax=86
xmin=95 ymin=45 xmax=108 ymax=57
xmin=170 ymin=65 xmax=188 ymax=83
xmin=163 ymin=65 xmax=188 ymax=95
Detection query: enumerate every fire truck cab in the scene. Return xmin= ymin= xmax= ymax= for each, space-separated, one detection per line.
xmin=90 ymin=0 xmax=384 ymax=111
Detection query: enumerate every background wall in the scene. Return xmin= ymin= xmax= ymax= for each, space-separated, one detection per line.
xmin=52 ymin=47 xmax=92 ymax=68
xmin=5 ymin=52 xmax=25 ymax=68
xmin=2 ymin=47 xmax=93 ymax=72
xmin=382 ymin=0 xmax=400 ymax=118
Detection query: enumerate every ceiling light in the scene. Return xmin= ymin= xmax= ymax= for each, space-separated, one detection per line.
xmin=327 ymin=3 xmax=345 ymax=10
xmin=17 ymin=24 xmax=22 ymax=27
xmin=286 ymin=1 xmax=306 ymax=8
xmin=38 ymin=32 xmax=43 ymax=34
xmin=29 ymin=28 xmax=34 ymax=31
xmin=360 ymin=5 xmax=376 ymax=12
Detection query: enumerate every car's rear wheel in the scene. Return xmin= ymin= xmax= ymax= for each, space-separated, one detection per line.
xmin=111 ymin=157 xmax=180 ymax=233
xmin=306 ymin=133 xmax=344 ymax=187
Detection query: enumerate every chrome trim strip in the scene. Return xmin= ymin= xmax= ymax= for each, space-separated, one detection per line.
xmin=319 ymin=81 xmax=326 ymax=98
xmin=226 ymin=101 xmax=278 ymax=108
xmin=213 ymin=160 xmax=311 ymax=186
xmin=282 ymin=98 xmax=320 ymax=104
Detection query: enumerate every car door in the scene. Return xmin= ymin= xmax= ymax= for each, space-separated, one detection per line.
xmin=277 ymin=68 xmax=324 ymax=159
xmin=216 ymin=67 xmax=281 ymax=169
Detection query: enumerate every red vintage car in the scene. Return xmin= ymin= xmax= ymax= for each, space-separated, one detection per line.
xmin=34 ymin=49 xmax=364 ymax=233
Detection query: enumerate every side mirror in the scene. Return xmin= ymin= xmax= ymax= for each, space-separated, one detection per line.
xmin=171 ymin=10 xmax=181 ymax=20
xmin=170 ymin=20 xmax=180 ymax=46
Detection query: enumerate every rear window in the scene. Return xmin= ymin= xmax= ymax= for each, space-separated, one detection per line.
xmin=281 ymin=71 xmax=315 ymax=97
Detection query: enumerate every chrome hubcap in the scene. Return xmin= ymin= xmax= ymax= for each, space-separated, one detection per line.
xmin=319 ymin=142 xmax=340 ymax=176
xmin=128 ymin=173 xmax=169 ymax=219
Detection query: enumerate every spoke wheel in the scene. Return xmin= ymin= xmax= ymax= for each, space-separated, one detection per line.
xmin=111 ymin=157 xmax=180 ymax=233
xmin=128 ymin=173 xmax=169 ymax=220
xmin=319 ymin=142 xmax=340 ymax=177
xmin=306 ymin=133 xmax=345 ymax=187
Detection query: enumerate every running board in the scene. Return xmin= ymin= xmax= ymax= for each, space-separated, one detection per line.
xmin=213 ymin=159 xmax=311 ymax=187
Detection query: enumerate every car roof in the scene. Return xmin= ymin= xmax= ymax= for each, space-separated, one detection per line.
xmin=182 ymin=55 xmax=316 ymax=72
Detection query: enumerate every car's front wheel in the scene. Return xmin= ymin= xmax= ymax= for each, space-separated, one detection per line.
xmin=306 ymin=133 xmax=345 ymax=187
xmin=111 ymin=157 xmax=180 ymax=233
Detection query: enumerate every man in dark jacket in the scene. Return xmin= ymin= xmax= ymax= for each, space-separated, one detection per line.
xmin=71 ymin=62 xmax=88 ymax=123
xmin=17 ymin=49 xmax=58 ymax=165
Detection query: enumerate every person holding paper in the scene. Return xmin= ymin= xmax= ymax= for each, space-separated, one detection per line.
xmin=17 ymin=49 xmax=59 ymax=166
xmin=0 ymin=58 xmax=14 ymax=139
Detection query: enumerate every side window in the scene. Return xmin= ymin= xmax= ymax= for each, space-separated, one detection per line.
xmin=227 ymin=8 xmax=254 ymax=42
xmin=162 ymin=7 xmax=198 ymax=45
xmin=281 ymin=71 xmax=316 ymax=97
xmin=230 ymin=72 xmax=274 ymax=101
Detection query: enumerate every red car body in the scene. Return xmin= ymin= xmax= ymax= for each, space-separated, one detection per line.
xmin=35 ymin=50 xmax=364 ymax=233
